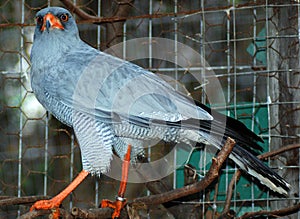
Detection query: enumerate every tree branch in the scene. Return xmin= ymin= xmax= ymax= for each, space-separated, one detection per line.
xmin=71 ymin=206 xmax=120 ymax=219
xmin=59 ymin=0 xmax=96 ymax=20
xmin=0 ymin=196 xmax=50 ymax=206
xmin=18 ymin=208 xmax=72 ymax=219
xmin=222 ymin=170 xmax=242 ymax=214
xmin=59 ymin=0 xmax=288 ymax=25
xmin=17 ymin=143 xmax=300 ymax=218
xmin=132 ymin=137 xmax=236 ymax=206
xmin=258 ymin=143 xmax=300 ymax=160
xmin=237 ymin=203 xmax=300 ymax=219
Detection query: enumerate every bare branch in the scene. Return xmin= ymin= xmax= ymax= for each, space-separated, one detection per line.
xmin=17 ymin=142 xmax=300 ymax=218
xmin=237 ymin=203 xmax=300 ymax=219
xmin=58 ymin=0 xmax=289 ymax=25
xmin=222 ymin=170 xmax=242 ymax=214
xmin=132 ymin=137 xmax=236 ymax=206
xmin=71 ymin=207 xmax=114 ymax=218
xmin=258 ymin=143 xmax=300 ymax=160
xmin=18 ymin=208 xmax=72 ymax=219
xmin=18 ymin=209 xmax=52 ymax=219
xmin=59 ymin=0 xmax=96 ymax=20
xmin=0 ymin=196 xmax=51 ymax=206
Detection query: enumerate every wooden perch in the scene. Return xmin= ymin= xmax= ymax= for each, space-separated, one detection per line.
xmin=0 ymin=195 xmax=50 ymax=206
xmin=258 ymin=143 xmax=300 ymax=160
xmin=132 ymin=137 xmax=236 ymax=206
xmin=18 ymin=207 xmax=125 ymax=219
xmin=18 ymin=208 xmax=73 ymax=219
xmin=71 ymin=207 xmax=112 ymax=218
xmin=238 ymin=203 xmax=300 ymax=219
xmin=16 ymin=142 xmax=300 ymax=218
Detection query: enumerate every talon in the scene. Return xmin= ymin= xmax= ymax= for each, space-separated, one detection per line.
xmin=30 ymin=199 xmax=60 ymax=211
xmin=30 ymin=198 xmax=61 ymax=219
xmin=101 ymin=197 xmax=127 ymax=219
xmin=52 ymin=209 xmax=60 ymax=219
xmin=29 ymin=170 xmax=89 ymax=218
xmin=101 ymin=145 xmax=131 ymax=218
xmin=101 ymin=199 xmax=112 ymax=208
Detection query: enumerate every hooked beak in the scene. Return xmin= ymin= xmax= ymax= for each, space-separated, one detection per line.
xmin=41 ymin=13 xmax=64 ymax=32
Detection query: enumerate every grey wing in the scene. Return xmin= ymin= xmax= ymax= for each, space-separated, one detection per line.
xmin=56 ymin=49 xmax=213 ymax=126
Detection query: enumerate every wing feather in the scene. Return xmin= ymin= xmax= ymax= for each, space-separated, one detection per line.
xmin=49 ymin=45 xmax=213 ymax=125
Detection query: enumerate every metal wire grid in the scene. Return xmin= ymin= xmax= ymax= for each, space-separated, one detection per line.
xmin=0 ymin=0 xmax=299 ymax=218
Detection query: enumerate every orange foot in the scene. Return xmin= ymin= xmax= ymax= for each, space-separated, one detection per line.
xmin=30 ymin=170 xmax=89 ymax=218
xmin=101 ymin=197 xmax=127 ymax=218
xmin=30 ymin=198 xmax=61 ymax=218
xmin=101 ymin=145 xmax=131 ymax=218
xmin=30 ymin=199 xmax=59 ymax=211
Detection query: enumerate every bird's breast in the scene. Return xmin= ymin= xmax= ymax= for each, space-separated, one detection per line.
xmin=31 ymin=66 xmax=74 ymax=127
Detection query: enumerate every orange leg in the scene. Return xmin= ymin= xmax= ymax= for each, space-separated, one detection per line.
xmin=101 ymin=145 xmax=131 ymax=219
xmin=30 ymin=170 xmax=89 ymax=219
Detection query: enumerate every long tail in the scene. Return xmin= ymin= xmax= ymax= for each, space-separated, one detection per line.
xmin=189 ymin=101 xmax=291 ymax=195
xmin=188 ymin=129 xmax=290 ymax=195
xmin=229 ymin=144 xmax=290 ymax=195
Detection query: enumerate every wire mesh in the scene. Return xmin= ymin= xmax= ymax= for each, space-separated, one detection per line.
xmin=0 ymin=0 xmax=299 ymax=218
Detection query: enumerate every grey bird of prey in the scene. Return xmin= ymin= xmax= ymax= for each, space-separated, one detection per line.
xmin=30 ymin=7 xmax=290 ymax=213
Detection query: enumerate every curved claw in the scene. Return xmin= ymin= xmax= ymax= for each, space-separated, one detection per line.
xmin=29 ymin=170 xmax=89 ymax=218
xmin=30 ymin=199 xmax=60 ymax=211
xmin=30 ymin=198 xmax=61 ymax=219
xmin=101 ymin=145 xmax=131 ymax=218
xmin=101 ymin=198 xmax=127 ymax=219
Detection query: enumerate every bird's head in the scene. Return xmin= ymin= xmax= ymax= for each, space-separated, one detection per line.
xmin=31 ymin=7 xmax=81 ymax=64
xmin=34 ymin=7 xmax=79 ymax=40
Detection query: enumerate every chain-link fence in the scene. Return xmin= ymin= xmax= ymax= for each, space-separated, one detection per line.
xmin=0 ymin=0 xmax=299 ymax=218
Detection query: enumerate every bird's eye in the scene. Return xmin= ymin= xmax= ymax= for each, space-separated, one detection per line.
xmin=60 ymin=14 xmax=69 ymax=22
xmin=36 ymin=16 xmax=43 ymax=25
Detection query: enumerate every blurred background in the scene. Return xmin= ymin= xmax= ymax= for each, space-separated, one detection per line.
xmin=0 ymin=0 xmax=299 ymax=218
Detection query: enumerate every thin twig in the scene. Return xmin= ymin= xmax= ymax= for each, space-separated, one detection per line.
xmin=0 ymin=195 xmax=51 ymax=206
xmin=59 ymin=0 xmax=286 ymax=25
xmin=222 ymin=170 xmax=242 ymax=214
xmin=237 ymin=203 xmax=300 ymax=219
xmin=59 ymin=0 xmax=99 ymax=20
xmin=0 ymin=0 xmax=293 ymax=29
xmin=213 ymin=177 xmax=220 ymax=210
xmin=132 ymin=137 xmax=236 ymax=206
xmin=258 ymin=143 xmax=300 ymax=160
